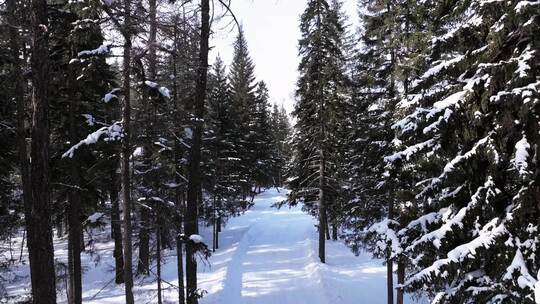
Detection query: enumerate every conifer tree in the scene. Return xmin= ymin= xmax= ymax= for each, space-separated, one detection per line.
xmin=229 ymin=28 xmax=258 ymax=197
xmin=288 ymin=0 xmax=348 ymax=263
xmin=385 ymin=0 xmax=540 ymax=302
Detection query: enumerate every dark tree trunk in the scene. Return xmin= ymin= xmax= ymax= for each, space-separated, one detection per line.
xmin=318 ymin=149 xmax=326 ymax=263
xmin=396 ymin=260 xmax=405 ymax=304
xmin=185 ymin=0 xmax=210 ymax=302
xmin=331 ymin=222 xmax=338 ymax=241
xmin=120 ymin=0 xmax=135 ymax=300
xmin=171 ymin=23 xmax=185 ymax=304
xmin=387 ymin=258 xmax=394 ymax=304
xmin=212 ymin=197 xmax=217 ymax=252
xmin=156 ymin=225 xmax=162 ymax=304
xmin=26 ymin=0 xmax=57 ymax=301
xmin=8 ymin=0 xmax=34 ymax=283
xmin=110 ymin=172 xmax=124 ymax=284
xmin=138 ymin=0 xmax=158 ymax=275
xmin=137 ymin=208 xmax=150 ymax=275
xmin=325 ymin=214 xmax=331 ymax=241
xmin=176 ymin=233 xmax=185 ymax=304
xmin=387 ymin=200 xmax=394 ymax=304
xmin=67 ymin=60 xmax=82 ymax=304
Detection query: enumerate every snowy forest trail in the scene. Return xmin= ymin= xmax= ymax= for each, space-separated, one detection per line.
xmin=4 ymin=188 xmax=424 ymax=303
xmin=197 ymin=188 xmax=423 ymax=304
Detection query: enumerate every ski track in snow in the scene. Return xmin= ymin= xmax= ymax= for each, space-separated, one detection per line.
xmin=3 ymin=188 xmax=426 ymax=303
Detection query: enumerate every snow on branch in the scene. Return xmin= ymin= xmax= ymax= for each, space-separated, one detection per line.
xmin=405 ymin=217 xmax=507 ymax=287
xmin=103 ymin=88 xmax=121 ymax=103
xmin=513 ymin=135 xmax=531 ymax=176
xmin=78 ymin=43 xmax=111 ymax=58
xmin=503 ymin=248 xmax=537 ymax=290
xmin=384 ymin=139 xmax=435 ymax=163
xmin=145 ymin=81 xmax=171 ymax=98
xmin=408 ymin=177 xmax=496 ymax=251
xmin=62 ymin=122 xmax=123 ymax=158
xmin=398 ymin=209 xmax=447 ymax=236
xmin=419 ymin=134 xmax=493 ymax=196
xmin=367 ymin=218 xmax=403 ymax=258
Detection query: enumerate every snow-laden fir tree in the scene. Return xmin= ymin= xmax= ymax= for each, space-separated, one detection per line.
xmin=250 ymin=81 xmax=274 ymax=189
xmin=343 ymin=0 xmax=428 ymax=301
xmin=386 ymin=0 xmax=540 ymax=302
xmin=287 ymin=0 xmax=348 ymax=263
xmin=269 ymin=104 xmax=292 ymax=187
xmin=228 ymin=28 xmax=258 ymax=198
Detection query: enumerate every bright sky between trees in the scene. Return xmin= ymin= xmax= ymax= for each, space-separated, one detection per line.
xmin=211 ymin=0 xmax=359 ymax=114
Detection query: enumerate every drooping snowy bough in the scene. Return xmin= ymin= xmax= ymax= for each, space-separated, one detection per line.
xmin=382 ymin=0 xmax=540 ymax=302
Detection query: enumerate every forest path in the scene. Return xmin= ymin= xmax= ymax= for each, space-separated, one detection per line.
xmin=4 ymin=188 xmax=424 ymax=303
xmin=198 ymin=188 xmax=423 ymax=304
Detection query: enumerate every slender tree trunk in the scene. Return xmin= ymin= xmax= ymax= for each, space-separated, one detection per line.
xmin=325 ymin=214 xmax=331 ymax=241
xmin=397 ymin=260 xmax=405 ymax=304
xmin=8 ymin=0 xmax=29 ymax=215
xmin=176 ymin=232 xmax=185 ymax=304
xmin=318 ymin=148 xmax=326 ymax=263
xmin=212 ymin=196 xmax=217 ymax=252
xmin=120 ymin=0 xmax=135 ymax=300
xmin=26 ymin=0 xmax=57 ymax=301
xmin=185 ymin=1 xmax=210 ymax=302
xmin=138 ymin=0 xmax=158 ymax=275
xmin=156 ymin=225 xmax=162 ymax=304
xmin=110 ymin=172 xmax=124 ymax=284
xmin=332 ymin=222 xmax=338 ymax=241
xmin=387 ymin=200 xmax=394 ymax=304
xmin=67 ymin=60 xmax=82 ymax=304
xmin=8 ymin=0 xmax=32 ymax=274
xmin=137 ymin=208 xmax=150 ymax=274
xmin=171 ymin=22 xmax=186 ymax=304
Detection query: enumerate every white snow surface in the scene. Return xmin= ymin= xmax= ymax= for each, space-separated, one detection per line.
xmin=3 ymin=188 xmax=426 ymax=303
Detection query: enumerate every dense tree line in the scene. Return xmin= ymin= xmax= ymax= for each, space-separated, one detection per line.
xmin=288 ymin=0 xmax=540 ymax=303
xmin=0 ymin=0 xmax=289 ymax=302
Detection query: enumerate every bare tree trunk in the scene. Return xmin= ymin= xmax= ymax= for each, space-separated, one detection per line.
xmin=387 ymin=200 xmax=394 ymax=304
xmin=8 ymin=0 xmax=33 ymax=274
xmin=176 ymin=233 xmax=185 ymax=304
xmin=318 ymin=148 xmax=326 ymax=263
xmin=212 ymin=196 xmax=217 ymax=252
xmin=110 ymin=172 xmax=124 ymax=284
xmin=331 ymin=222 xmax=338 ymax=241
xmin=26 ymin=0 xmax=57 ymax=301
xmin=396 ymin=260 xmax=405 ymax=304
xmin=120 ymin=0 xmax=135 ymax=300
xmin=325 ymin=214 xmax=331 ymax=241
xmin=156 ymin=225 xmax=162 ymax=304
xmin=185 ymin=0 xmax=210 ymax=302
xmin=137 ymin=0 xmax=158 ymax=275
xmin=171 ymin=20 xmax=186 ymax=304
xmin=137 ymin=208 xmax=150 ymax=274
xmin=67 ymin=59 xmax=82 ymax=304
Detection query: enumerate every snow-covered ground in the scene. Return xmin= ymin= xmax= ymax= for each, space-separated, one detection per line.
xmin=2 ymin=188 xmax=426 ymax=303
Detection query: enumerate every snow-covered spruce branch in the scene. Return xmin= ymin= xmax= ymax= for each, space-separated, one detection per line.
xmin=61 ymin=122 xmax=123 ymax=158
